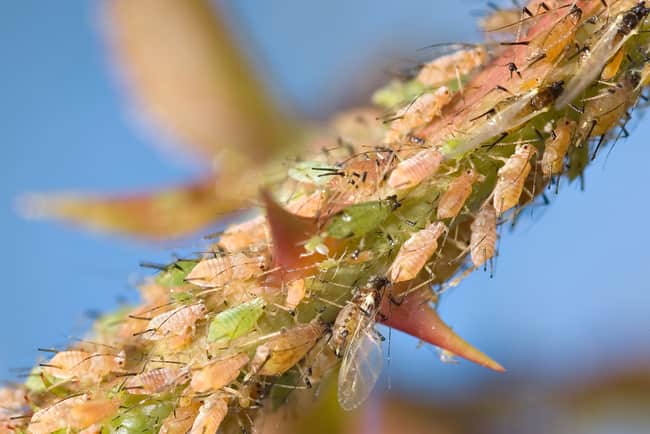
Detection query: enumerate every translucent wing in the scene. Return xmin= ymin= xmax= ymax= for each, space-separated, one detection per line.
xmin=337 ymin=327 xmax=383 ymax=411
xmin=555 ymin=11 xmax=635 ymax=108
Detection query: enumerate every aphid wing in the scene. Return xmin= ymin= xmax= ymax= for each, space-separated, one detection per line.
xmin=337 ymin=329 xmax=383 ymax=411
xmin=556 ymin=17 xmax=624 ymax=108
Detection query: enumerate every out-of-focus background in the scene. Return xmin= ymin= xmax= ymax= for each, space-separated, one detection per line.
xmin=2 ymin=1 xmax=650 ymax=432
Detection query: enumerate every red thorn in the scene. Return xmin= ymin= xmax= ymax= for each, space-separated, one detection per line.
xmin=261 ymin=189 xmax=321 ymax=275
xmin=381 ymin=289 xmax=505 ymax=372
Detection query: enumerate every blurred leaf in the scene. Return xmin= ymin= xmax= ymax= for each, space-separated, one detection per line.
xmin=20 ymin=176 xmax=253 ymax=239
xmin=103 ymin=0 xmax=297 ymax=164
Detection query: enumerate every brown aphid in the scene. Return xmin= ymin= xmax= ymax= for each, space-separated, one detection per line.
xmin=542 ymin=118 xmax=576 ymax=177
xmin=387 ymin=147 xmax=444 ymax=190
xmin=188 ymin=395 xmax=228 ymax=434
xmin=385 ymin=87 xmax=452 ymax=144
xmin=493 ymin=143 xmax=536 ymax=215
xmin=470 ymin=202 xmax=497 ymax=268
xmin=28 ymin=395 xmax=118 ymax=434
xmin=437 ymin=169 xmax=480 ymax=219
xmin=185 ymin=253 xmax=266 ymax=289
xmin=42 ymin=350 xmax=125 ymax=382
xmin=578 ymin=70 xmax=641 ymax=141
xmin=303 ymin=336 xmax=338 ymax=386
xmin=190 ymin=353 xmax=249 ymax=394
xmin=389 ymin=222 xmax=446 ymax=283
xmin=528 ymin=5 xmax=582 ymax=64
xmin=218 ymin=215 xmax=269 ymax=252
xmin=285 ymin=278 xmax=306 ymax=310
xmin=238 ymin=381 xmax=267 ymax=409
xmin=143 ymin=303 xmax=207 ymax=341
xmin=159 ymin=402 xmax=201 ymax=434
xmin=250 ymin=323 xmax=325 ymax=376
xmin=416 ymin=47 xmax=487 ymax=86
xmin=124 ymin=367 xmax=190 ymax=394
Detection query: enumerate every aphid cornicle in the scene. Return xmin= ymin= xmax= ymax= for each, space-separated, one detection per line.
xmin=437 ymin=169 xmax=480 ymax=219
xmin=190 ymin=353 xmax=249 ymax=394
xmin=389 ymin=222 xmax=447 ymax=283
xmin=41 ymin=350 xmax=125 ymax=382
xmin=470 ymin=202 xmax=497 ymax=269
xmin=493 ymin=143 xmax=536 ymax=215
xmin=143 ymin=303 xmax=207 ymax=341
xmin=189 ymin=395 xmax=228 ymax=434
xmin=124 ymin=367 xmax=190 ymax=394
xmin=185 ymin=252 xmax=267 ymax=288
xmin=330 ymin=276 xmax=390 ymax=411
xmin=416 ymin=47 xmax=487 ymax=86
xmin=385 ymin=86 xmax=452 ymax=144
xmin=542 ymin=118 xmax=576 ymax=177
xmin=387 ymin=147 xmax=444 ymax=190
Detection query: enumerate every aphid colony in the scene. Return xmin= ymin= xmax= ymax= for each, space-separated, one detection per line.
xmin=5 ymin=1 xmax=650 ymax=432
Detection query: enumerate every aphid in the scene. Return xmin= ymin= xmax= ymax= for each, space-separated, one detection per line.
xmin=185 ymin=253 xmax=267 ymax=288
xmin=326 ymin=196 xmax=400 ymax=239
xmin=470 ymin=202 xmax=497 ymax=269
xmin=601 ymin=47 xmax=625 ymax=80
xmin=388 ymin=222 xmax=446 ymax=283
xmin=330 ymin=276 xmax=390 ymax=411
xmin=189 ymin=395 xmax=228 ymax=434
xmin=28 ymin=395 xmax=118 ymax=434
xmin=387 ymin=147 xmax=444 ymax=190
xmin=446 ymin=81 xmax=563 ymax=157
xmin=555 ymin=1 xmax=650 ymax=108
xmin=577 ymin=69 xmax=641 ymax=143
xmin=541 ymin=118 xmax=576 ymax=177
xmin=159 ymin=403 xmax=200 ymax=434
xmin=143 ymin=303 xmax=207 ymax=340
xmin=250 ymin=322 xmax=325 ymax=376
xmin=0 ymin=387 xmax=27 ymax=432
xmin=124 ymin=367 xmax=190 ymax=394
xmin=437 ymin=169 xmax=480 ymax=219
xmin=218 ymin=215 xmax=269 ymax=252
xmin=190 ymin=353 xmax=249 ymax=394
xmin=416 ymin=47 xmax=487 ymax=86
xmin=385 ymin=86 xmax=452 ymax=144
xmin=41 ymin=350 xmax=125 ymax=382
xmin=527 ymin=5 xmax=582 ymax=64
xmin=207 ymin=297 xmax=265 ymax=343
xmin=493 ymin=143 xmax=536 ymax=215
xmin=285 ymin=278 xmax=306 ymax=310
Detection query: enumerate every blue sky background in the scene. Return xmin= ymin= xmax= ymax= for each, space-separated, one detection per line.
xmin=1 ymin=0 xmax=649 ymax=407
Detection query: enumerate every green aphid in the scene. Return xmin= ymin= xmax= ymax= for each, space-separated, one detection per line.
xmin=288 ymin=161 xmax=338 ymax=185
xmin=208 ymin=297 xmax=266 ymax=343
xmin=170 ymin=291 xmax=193 ymax=304
xmin=372 ymin=79 xmax=428 ymax=109
xmin=326 ymin=198 xmax=399 ymax=239
xmin=155 ymin=260 xmax=196 ymax=288
xmin=24 ymin=366 xmax=50 ymax=393
xmin=109 ymin=396 xmax=173 ymax=434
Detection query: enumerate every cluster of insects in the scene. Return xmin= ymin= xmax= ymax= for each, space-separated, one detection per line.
xmin=4 ymin=1 xmax=650 ymax=432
